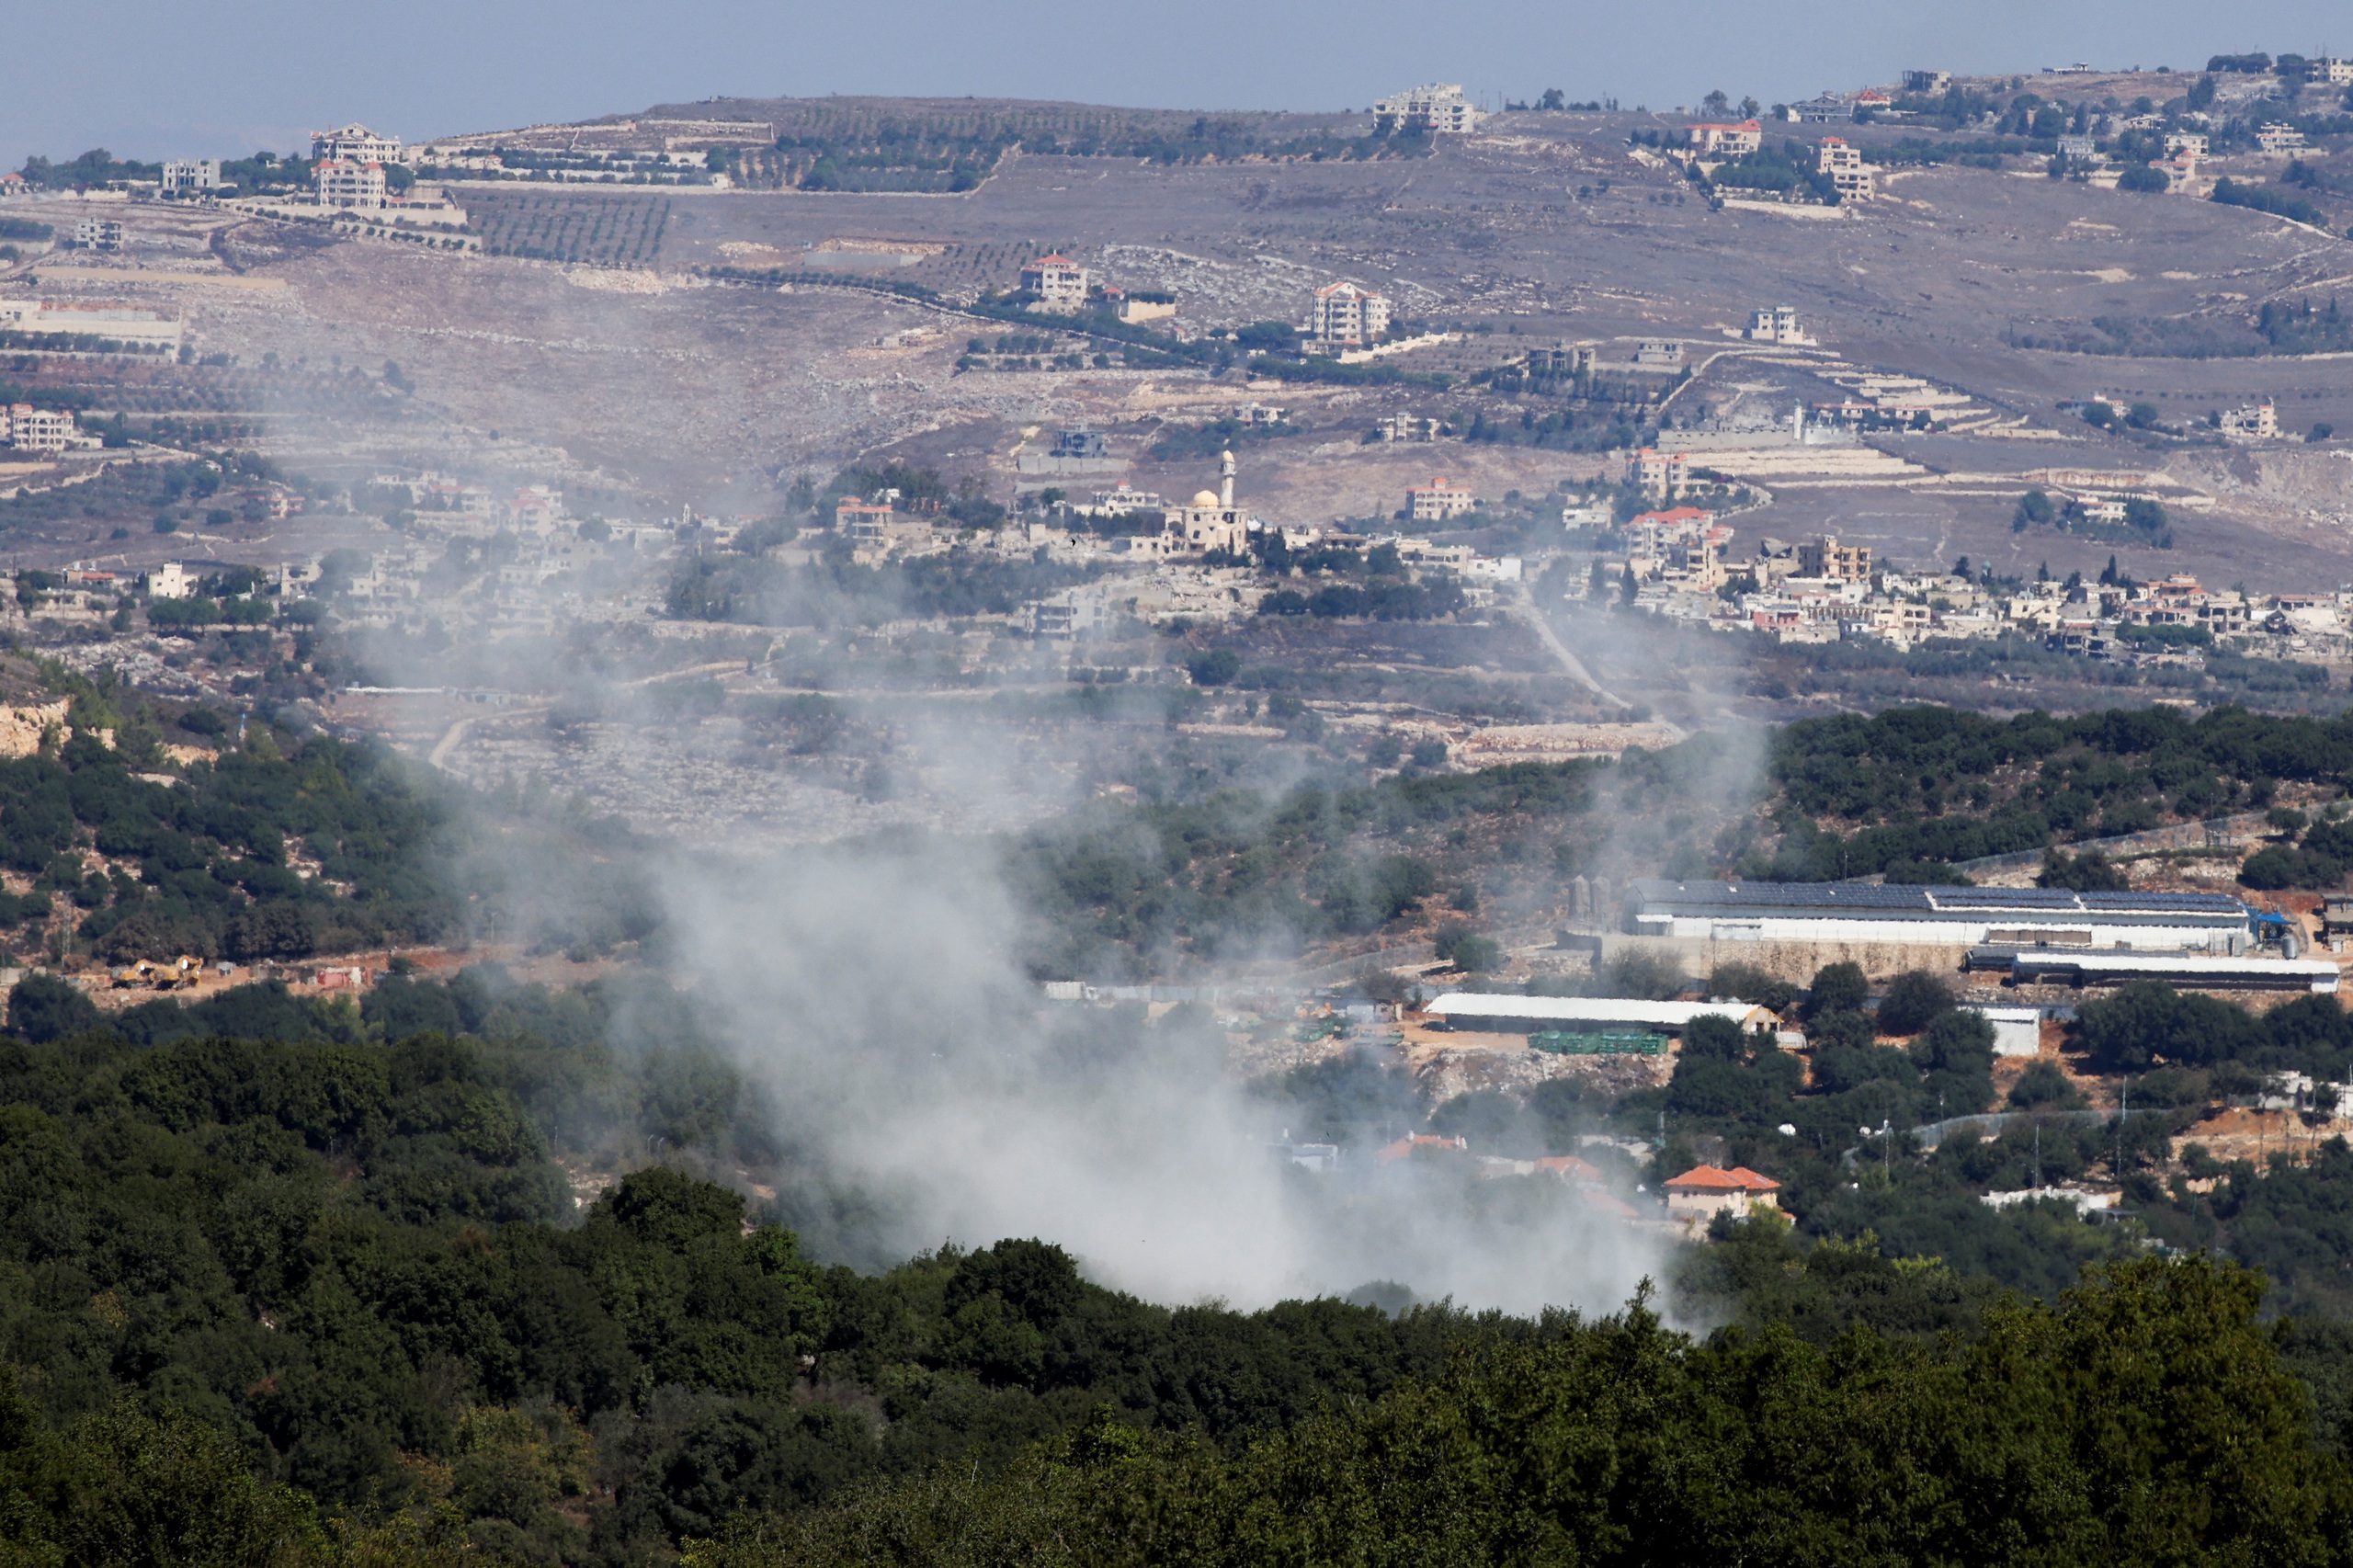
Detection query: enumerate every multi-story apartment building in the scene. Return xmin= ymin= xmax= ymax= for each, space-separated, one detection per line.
xmin=162 ymin=158 xmax=222 ymax=194
xmin=311 ymin=123 xmax=404 ymax=165
xmin=1017 ymin=255 xmax=1090 ymax=312
xmin=1816 ymin=138 xmax=1875 ymax=199
xmin=1371 ymin=84 xmax=1484 ymax=135
xmin=314 ymin=158 xmax=388 ymax=209
xmin=1304 ymin=280 xmax=1391 ymax=348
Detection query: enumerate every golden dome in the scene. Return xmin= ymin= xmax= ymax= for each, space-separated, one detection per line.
xmin=1190 ymin=489 xmax=1222 ymax=507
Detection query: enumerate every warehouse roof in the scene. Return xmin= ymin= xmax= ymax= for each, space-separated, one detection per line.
xmin=1423 ymin=994 xmax=1775 ymax=1029
xmin=1626 ymin=879 xmax=2248 ymax=924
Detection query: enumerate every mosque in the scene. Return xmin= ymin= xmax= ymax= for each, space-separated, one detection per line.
xmin=1160 ymin=449 xmax=1255 ymax=555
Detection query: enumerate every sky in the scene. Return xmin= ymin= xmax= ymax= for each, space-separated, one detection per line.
xmin=4 ymin=0 xmax=2343 ymax=167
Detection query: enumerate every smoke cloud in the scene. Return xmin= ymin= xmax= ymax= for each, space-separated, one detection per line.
xmin=651 ymin=831 xmax=1670 ymax=1315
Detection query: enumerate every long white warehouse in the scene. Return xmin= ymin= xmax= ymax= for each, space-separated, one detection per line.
xmin=1623 ymin=879 xmax=2254 ymax=951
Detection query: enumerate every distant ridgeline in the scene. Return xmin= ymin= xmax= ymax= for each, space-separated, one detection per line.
xmin=655 ymin=97 xmax=1428 ymax=192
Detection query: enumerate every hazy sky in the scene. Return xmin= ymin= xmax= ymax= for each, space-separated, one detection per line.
xmin=5 ymin=0 xmax=2340 ymax=166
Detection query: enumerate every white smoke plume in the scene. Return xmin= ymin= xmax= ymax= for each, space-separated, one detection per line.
xmin=652 ymin=834 xmax=1670 ymax=1316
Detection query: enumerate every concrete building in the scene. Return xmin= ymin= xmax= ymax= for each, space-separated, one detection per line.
xmin=2220 ymin=401 xmax=2279 ymax=441
xmin=1744 ymin=304 xmax=1814 ymax=344
xmin=1018 ymin=254 xmax=1090 ymax=312
xmin=1665 ymin=1165 xmax=1781 ymax=1227
xmin=1624 ymin=880 xmax=2256 ymax=952
xmin=162 ymin=158 xmax=222 ymax=195
xmin=1903 ymin=70 xmax=1952 ymax=93
xmin=1406 ymin=476 xmax=1476 ymax=522
xmin=144 ymin=562 xmax=198 ymax=600
xmin=1816 ymin=137 xmax=1875 ymax=199
xmin=1526 ymin=342 xmax=1596 ymax=375
xmin=1097 ymin=285 xmax=1174 ymax=324
xmin=1685 ymin=119 xmax=1762 ymax=157
xmin=1626 ymin=448 xmax=1691 ymax=498
xmin=2164 ymin=131 xmax=2209 ymax=157
xmin=1371 ymin=84 xmax=1484 ymax=135
xmin=1 ymin=404 xmax=80 ymax=453
xmin=1798 ymin=535 xmax=1870 ymax=582
xmin=312 ymin=123 xmax=404 ymax=165
xmin=314 ymin=158 xmax=388 ymax=210
xmin=0 ymin=300 xmax=182 ymax=349
xmin=2256 ymin=123 xmax=2307 ymax=153
xmin=1304 ymin=280 xmax=1391 ymax=348
xmin=72 ymin=218 xmax=124 ymax=252
xmin=1632 ymin=339 xmax=1685 ymax=368
xmin=2320 ymin=57 xmax=2353 ymax=86
xmin=1376 ymin=414 xmax=1444 ymax=443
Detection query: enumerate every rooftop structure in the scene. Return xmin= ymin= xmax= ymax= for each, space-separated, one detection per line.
xmin=1371 ymin=84 xmax=1484 ymax=135
xmin=1996 ymin=949 xmax=2339 ymax=994
xmin=1624 ymin=880 xmax=2255 ymax=951
xmin=1422 ymin=993 xmax=1776 ymax=1034
xmin=312 ymin=123 xmax=404 ymax=165
xmin=1798 ymin=535 xmax=1870 ymax=582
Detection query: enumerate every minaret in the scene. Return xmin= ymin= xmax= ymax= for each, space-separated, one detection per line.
xmin=1220 ymin=449 xmax=1236 ymax=510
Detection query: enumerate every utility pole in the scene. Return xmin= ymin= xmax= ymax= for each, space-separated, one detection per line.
xmin=2117 ymin=1080 xmax=2128 ymax=1182
xmin=2033 ymin=1119 xmax=2042 ymax=1190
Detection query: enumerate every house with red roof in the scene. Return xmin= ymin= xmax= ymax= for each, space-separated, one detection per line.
xmin=1664 ymin=1165 xmax=1781 ymax=1227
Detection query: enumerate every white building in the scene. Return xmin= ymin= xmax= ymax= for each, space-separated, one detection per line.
xmin=162 ymin=158 xmax=222 ymax=195
xmin=1632 ymin=340 xmax=1684 ymax=367
xmin=1744 ymin=305 xmax=1814 ymax=345
xmin=1371 ymin=84 xmax=1484 ymax=135
xmin=1161 ymin=450 xmax=1253 ymax=555
xmin=1304 ymin=280 xmax=1391 ymax=348
xmin=72 ymin=218 xmax=124 ymax=252
xmin=1018 ymin=254 xmax=1089 ymax=312
xmin=2320 ymin=58 xmax=2353 ymax=86
xmin=144 ymin=562 xmax=198 ymax=600
xmin=1816 ymin=137 xmax=1874 ymax=199
xmin=1 ymin=404 xmax=81 ymax=453
xmin=1685 ymin=119 xmax=1762 ymax=157
xmin=311 ymin=123 xmax=404 ymax=165
xmin=314 ymin=158 xmax=388 ymax=210
xmin=1406 ymin=476 xmax=1476 ymax=522
xmin=2164 ymin=131 xmax=2209 ymax=157
xmin=2256 ymin=123 xmax=2306 ymax=153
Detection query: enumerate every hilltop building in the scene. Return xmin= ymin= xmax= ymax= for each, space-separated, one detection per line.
xmin=1744 ymin=305 xmax=1814 ymax=345
xmin=162 ymin=158 xmax=222 ymax=195
xmin=72 ymin=219 xmax=124 ymax=252
xmin=1685 ymin=120 xmax=1761 ymax=157
xmin=1018 ymin=255 xmax=1090 ymax=312
xmin=1903 ymin=70 xmax=1952 ymax=93
xmin=1 ymin=404 xmax=84 ymax=453
xmin=312 ymin=123 xmax=404 ymax=164
xmin=1371 ymin=84 xmax=1483 ymax=135
xmin=1304 ymin=280 xmax=1391 ymax=348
